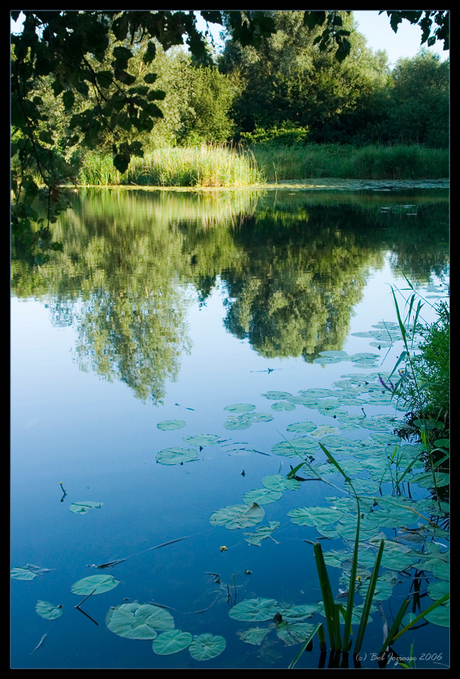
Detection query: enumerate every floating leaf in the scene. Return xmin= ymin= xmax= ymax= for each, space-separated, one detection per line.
xmin=182 ymin=434 xmax=220 ymax=447
xmin=244 ymin=522 xmax=280 ymax=546
xmin=189 ymin=633 xmax=226 ymax=661
xmin=271 ymin=401 xmax=296 ymax=411
xmin=423 ymin=602 xmax=450 ymax=627
xmin=262 ymin=474 xmax=300 ymax=492
xmin=69 ymin=501 xmax=102 ymax=514
xmin=152 ymin=629 xmax=192 ymax=655
xmin=35 ymin=600 xmax=63 ymax=620
xmin=11 ymin=566 xmax=38 ymax=581
xmin=210 ymin=502 xmax=264 ymax=530
xmin=288 ymin=506 xmax=343 ymax=527
xmin=71 ymin=574 xmax=119 ymax=596
xmin=243 ymin=488 xmax=282 ymax=505
xmin=411 ymin=471 xmax=450 ymax=488
xmin=155 ymin=447 xmax=198 ymax=465
xmin=276 ymin=620 xmax=317 ymax=646
xmin=286 ymin=421 xmax=317 ymax=434
xmin=237 ymin=627 xmax=270 ymax=645
xmin=157 ymin=420 xmax=186 ymax=431
xmin=106 ymin=602 xmax=174 ymax=639
xmin=229 ymin=597 xmax=279 ymax=622
xmin=224 ymin=403 xmax=255 ymax=413
xmin=262 ymin=391 xmax=292 ymax=400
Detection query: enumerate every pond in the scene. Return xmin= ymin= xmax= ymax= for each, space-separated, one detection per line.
xmin=11 ymin=183 xmax=449 ymax=669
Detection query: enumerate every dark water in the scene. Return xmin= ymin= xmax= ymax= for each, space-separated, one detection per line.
xmin=11 ymin=185 xmax=449 ymax=669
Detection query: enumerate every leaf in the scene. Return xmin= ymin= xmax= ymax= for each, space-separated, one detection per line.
xmin=224 ymin=403 xmax=256 ymax=413
xmin=11 ymin=566 xmax=38 ymax=581
xmin=237 ymin=626 xmax=270 ymax=645
xmin=35 ymin=600 xmax=63 ymax=620
xmin=182 ymin=434 xmax=220 ymax=447
xmin=152 ymin=629 xmax=192 ymax=655
xmin=106 ymin=602 xmax=174 ymax=639
xmin=242 ymin=488 xmax=282 ymax=505
xmin=286 ymin=421 xmax=317 ymax=434
xmin=210 ymin=502 xmax=264 ymax=530
xmin=189 ymin=633 xmax=226 ymax=661
xmin=71 ymin=574 xmax=119 ymax=596
xmin=229 ymin=597 xmax=279 ymax=622
xmin=155 ymin=447 xmax=198 ymax=465
xmin=262 ymin=474 xmax=300 ymax=492
xmin=288 ymin=506 xmax=344 ymax=527
xmin=69 ymin=501 xmax=102 ymax=514
xmin=244 ymin=522 xmax=280 ymax=546
xmin=157 ymin=420 xmax=186 ymax=431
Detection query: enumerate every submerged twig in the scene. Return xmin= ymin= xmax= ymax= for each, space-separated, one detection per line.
xmin=30 ymin=633 xmax=47 ymax=654
xmin=89 ymin=536 xmax=189 ymax=569
xmin=75 ymin=589 xmax=99 ymax=626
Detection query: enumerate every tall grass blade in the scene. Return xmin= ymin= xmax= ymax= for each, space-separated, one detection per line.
xmin=288 ymin=622 xmax=324 ymax=669
xmin=341 ymin=500 xmax=360 ymax=653
xmin=354 ymin=539 xmax=385 ymax=655
xmin=379 ymin=598 xmax=411 ymax=656
xmin=389 ymin=593 xmax=449 ymax=645
xmin=314 ymin=542 xmax=342 ymax=652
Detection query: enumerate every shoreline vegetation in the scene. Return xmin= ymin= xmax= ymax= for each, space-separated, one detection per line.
xmin=76 ymin=143 xmax=449 ymax=189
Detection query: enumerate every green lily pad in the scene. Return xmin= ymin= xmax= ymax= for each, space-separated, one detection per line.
xmin=69 ymin=501 xmax=102 ymax=514
xmin=229 ymin=597 xmax=279 ymax=622
xmin=286 ymin=421 xmax=317 ymax=434
xmin=288 ymin=506 xmax=343 ymax=527
xmin=106 ymin=602 xmax=174 ymax=639
xmin=182 ymin=434 xmax=220 ymax=447
xmin=423 ymin=602 xmax=450 ymax=627
xmin=242 ymin=488 xmax=282 ymax=505
xmin=276 ymin=621 xmax=317 ymax=646
xmin=271 ymin=401 xmax=296 ymax=411
xmin=152 ymin=629 xmax=193 ymax=655
xmin=157 ymin=420 xmax=186 ymax=431
xmin=209 ymin=502 xmax=265 ymax=530
xmin=189 ymin=633 xmax=226 ymax=661
xmin=224 ymin=403 xmax=256 ymax=413
xmin=11 ymin=566 xmax=39 ymax=581
xmin=262 ymin=474 xmax=300 ymax=492
xmin=237 ymin=627 xmax=271 ymax=645
xmin=262 ymin=391 xmax=292 ymax=400
xmin=35 ymin=600 xmax=63 ymax=620
xmin=313 ymin=356 xmax=342 ymax=364
xmin=156 ymin=447 xmax=198 ymax=465
xmin=244 ymin=522 xmax=280 ymax=546
xmin=71 ymin=574 xmax=119 ymax=596
xmin=411 ymin=471 xmax=450 ymax=488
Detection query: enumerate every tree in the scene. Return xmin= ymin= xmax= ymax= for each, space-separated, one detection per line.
xmin=10 ymin=10 xmax=449 ymax=261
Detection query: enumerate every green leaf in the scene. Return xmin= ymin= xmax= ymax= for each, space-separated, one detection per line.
xmin=157 ymin=419 xmax=186 ymax=430
xmin=224 ymin=403 xmax=255 ymax=413
xmin=189 ymin=633 xmax=226 ymax=661
xmin=11 ymin=566 xmax=38 ymax=580
xmin=244 ymin=522 xmax=280 ymax=546
xmin=182 ymin=434 xmax=220 ymax=447
xmin=229 ymin=597 xmax=279 ymax=622
xmin=210 ymin=502 xmax=264 ymax=530
xmin=71 ymin=574 xmax=119 ymax=596
xmin=237 ymin=626 xmax=270 ymax=645
xmin=242 ymin=488 xmax=282 ymax=505
xmin=156 ymin=447 xmax=198 ymax=465
xmin=69 ymin=501 xmax=102 ymax=514
xmin=152 ymin=629 xmax=192 ymax=655
xmin=35 ymin=600 xmax=63 ymax=620
xmin=262 ymin=474 xmax=300 ymax=492
xmin=288 ymin=506 xmax=343 ymax=527
xmin=106 ymin=602 xmax=174 ymax=639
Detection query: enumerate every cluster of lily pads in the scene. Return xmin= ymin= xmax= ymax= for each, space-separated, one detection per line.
xmin=11 ymin=566 xmax=227 ymax=661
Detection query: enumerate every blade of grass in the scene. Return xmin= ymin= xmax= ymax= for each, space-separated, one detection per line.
xmin=379 ymin=598 xmax=411 ymax=656
xmin=314 ymin=542 xmax=342 ymax=652
xmin=389 ymin=593 xmax=449 ymax=645
xmin=354 ymin=539 xmax=385 ymax=655
xmin=288 ymin=622 xmax=324 ymax=669
xmin=341 ymin=499 xmax=361 ymax=653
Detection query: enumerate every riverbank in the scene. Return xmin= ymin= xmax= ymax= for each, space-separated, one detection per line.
xmin=76 ymin=143 xmax=449 ymax=188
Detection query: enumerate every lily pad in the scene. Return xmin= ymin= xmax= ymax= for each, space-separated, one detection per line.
xmin=35 ymin=600 xmax=63 ymax=620
xmin=182 ymin=434 xmax=220 ymax=447
xmin=286 ymin=421 xmax=317 ymax=434
xmin=237 ymin=627 xmax=271 ymax=645
xmin=69 ymin=501 xmax=102 ymax=514
xmin=152 ymin=629 xmax=193 ymax=655
xmin=189 ymin=633 xmax=226 ymax=661
xmin=244 ymin=522 xmax=280 ymax=546
xmin=11 ymin=566 xmax=39 ymax=581
xmin=242 ymin=488 xmax=282 ymax=505
xmin=271 ymin=401 xmax=296 ymax=411
xmin=157 ymin=420 xmax=186 ymax=431
xmin=224 ymin=403 xmax=255 ymax=413
xmin=262 ymin=391 xmax=292 ymax=400
xmin=288 ymin=506 xmax=343 ymax=527
xmin=106 ymin=602 xmax=174 ymax=639
xmin=262 ymin=474 xmax=300 ymax=492
xmin=71 ymin=574 xmax=119 ymax=596
xmin=229 ymin=597 xmax=279 ymax=622
xmin=156 ymin=447 xmax=198 ymax=465
xmin=209 ymin=502 xmax=264 ymax=530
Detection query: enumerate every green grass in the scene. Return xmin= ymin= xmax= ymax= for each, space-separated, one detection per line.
xmin=77 ymin=143 xmax=449 ymax=188
xmin=251 ymin=143 xmax=449 ymax=181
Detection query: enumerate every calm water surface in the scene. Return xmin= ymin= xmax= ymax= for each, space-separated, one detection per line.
xmin=11 ymin=186 xmax=449 ymax=669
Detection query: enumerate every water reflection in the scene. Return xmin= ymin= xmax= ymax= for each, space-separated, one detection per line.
xmin=10 ymin=187 xmax=449 ymax=404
